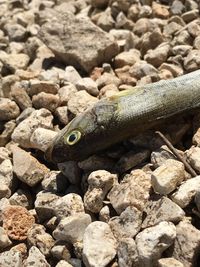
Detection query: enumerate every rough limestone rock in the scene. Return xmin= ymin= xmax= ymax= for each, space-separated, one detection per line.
xmin=38 ymin=12 xmax=119 ymax=72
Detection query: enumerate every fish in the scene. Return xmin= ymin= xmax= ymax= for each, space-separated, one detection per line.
xmin=45 ymin=69 xmax=200 ymax=163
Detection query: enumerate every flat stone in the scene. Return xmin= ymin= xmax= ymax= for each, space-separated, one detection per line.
xmin=84 ymin=170 xmax=117 ymax=213
xmin=108 ymin=169 xmax=151 ymax=214
xmin=83 ymin=221 xmax=117 ymax=267
xmin=2 ymin=205 xmax=35 ymax=241
xmin=39 ymin=12 xmax=118 ymax=73
xmin=29 ymin=80 xmax=59 ymax=96
xmin=13 ymin=146 xmax=49 ymax=187
xmin=53 ymin=213 xmax=91 ymax=243
xmin=136 ymin=221 xmax=176 ymax=267
xmin=171 ymin=176 xmax=200 ymax=208
xmin=142 ymin=197 xmax=185 ymax=228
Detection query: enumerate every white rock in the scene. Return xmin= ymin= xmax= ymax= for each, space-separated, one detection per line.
xmin=117 ymin=238 xmax=139 ymax=267
xmin=136 ymin=221 xmax=176 ymax=267
xmin=171 ymin=176 xmax=200 ymax=208
xmin=67 ymin=90 xmax=98 ymax=115
xmin=108 ymin=169 xmax=151 ymax=214
xmin=0 ymin=159 xmax=13 ymax=188
xmin=25 ymin=246 xmax=50 ymax=267
xmin=83 ymin=221 xmax=117 ymax=267
xmin=54 ymin=193 xmax=85 ymax=219
xmin=53 ymin=213 xmax=91 ymax=243
xmin=58 ymin=83 xmax=78 ymax=106
xmin=12 ymin=108 xmax=53 ymax=148
xmin=76 ymin=77 xmax=99 ymax=96
xmin=64 ymin=66 xmax=82 ymax=85
xmin=158 ymin=257 xmax=184 ymax=267
xmin=151 ymin=159 xmax=185 ymax=195
xmin=55 ymin=261 xmax=73 ymax=267
xmin=84 ymin=170 xmax=117 ymax=213
xmin=30 ymin=128 xmax=57 ymax=152
xmin=0 ymin=250 xmax=23 ymax=267
xmin=185 ymin=146 xmax=200 ymax=173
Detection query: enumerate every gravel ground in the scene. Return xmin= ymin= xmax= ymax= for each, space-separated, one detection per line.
xmin=1 ymin=0 xmax=200 ymax=266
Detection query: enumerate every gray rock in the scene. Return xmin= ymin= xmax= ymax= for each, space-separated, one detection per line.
xmin=0 ymin=250 xmax=23 ymax=267
xmin=170 ymin=0 xmax=185 ymax=15
xmin=83 ymin=221 xmax=117 ymax=267
xmin=142 ymin=197 xmax=185 ymax=228
xmin=96 ymin=8 xmax=115 ymax=32
xmin=0 ymin=226 xmax=12 ymax=249
xmin=9 ymin=189 xmax=33 ymax=209
xmin=181 ymin=9 xmax=199 ymax=23
xmin=13 ymin=146 xmax=49 ymax=187
xmin=54 ymin=193 xmax=85 ymax=220
xmin=39 ymin=12 xmax=118 ymax=73
xmin=170 ymin=219 xmax=200 ymax=267
xmin=136 ymin=221 xmax=176 ymax=267
xmin=41 ymin=171 xmax=68 ymax=193
xmin=84 ymin=170 xmax=117 ymax=213
xmin=12 ymin=108 xmax=53 ymax=148
xmin=53 ymin=213 xmax=91 ymax=243
xmin=118 ymin=238 xmax=139 ymax=267
xmin=109 ymin=206 xmax=142 ymax=240
xmin=35 ymin=191 xmax=60 ymax=222
xmin=58 ymin=161 xmax=81 ymax=184
xmin=99 ymin=205 xmax=111 ymax=223
xmin=51 ymin=241 xmax=71 ymax=261
xmin=108 ymin=169 xmax=151 ymax=214
xmin=27 ymin=224 xmax=55 ymax=257
xmin=0 ymin=98 xmax=20 ymax=121
xmin=96 ymin=72 xmax=121 ymax=88
xmin=25 ymin=246 xmax=50 ymax=267
xmin=4 ymin=23 xmax=26 ymax=41
xmin=16 ymin=107 xmax=35 ymax=125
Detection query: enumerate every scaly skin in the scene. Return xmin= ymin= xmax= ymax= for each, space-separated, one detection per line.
xmin=46 ymin=70 xmax=200 ymax=163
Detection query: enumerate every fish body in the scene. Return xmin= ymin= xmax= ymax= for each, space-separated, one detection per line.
xmin=46 ymin=70 xmax=200 ymax=163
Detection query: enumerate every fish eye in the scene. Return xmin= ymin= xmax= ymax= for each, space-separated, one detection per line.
xmin=64 ymin=130 xmax=81 ymax=145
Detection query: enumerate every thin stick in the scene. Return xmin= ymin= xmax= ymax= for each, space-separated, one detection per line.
xmin=155 ymin=131 xmax=197 ymax=178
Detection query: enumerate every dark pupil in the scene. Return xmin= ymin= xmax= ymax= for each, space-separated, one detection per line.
xmin=69 ymin=133 xmax=76 ymax=142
